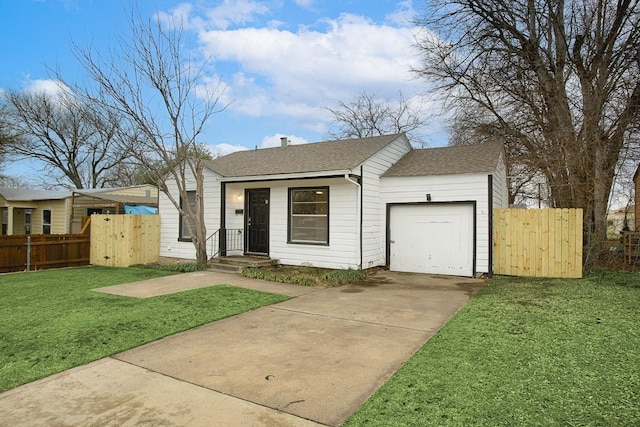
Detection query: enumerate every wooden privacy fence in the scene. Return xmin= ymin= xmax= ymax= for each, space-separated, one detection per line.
xmin=90 ymin=214 xmax=160 ymax=267
xmin=493 ymin=208 xmax=583 ymax=278
xmin=0 ymin=234 xmax=90 ymax=273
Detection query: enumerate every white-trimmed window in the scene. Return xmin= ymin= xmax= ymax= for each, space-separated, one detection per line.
xmin=288 ymin=187 xmax=329 ymax=245
xmin=179 ymin=191 xmax=197 ymax=241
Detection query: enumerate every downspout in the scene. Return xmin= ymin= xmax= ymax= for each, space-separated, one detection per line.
xmin=220 ymin=182 xmax=227 ymax=257
xmin=488 ymin=175 xmax=494 ymax=278
xmin=345 ymin=172 xmax=362 ymax=270
xmin=70 ymin=192 xmax=76 ymax=233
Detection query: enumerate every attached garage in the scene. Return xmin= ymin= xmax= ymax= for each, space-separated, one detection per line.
xmin=388 ymin=203 xmax=475 ymax=276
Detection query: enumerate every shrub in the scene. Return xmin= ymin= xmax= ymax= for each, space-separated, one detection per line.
xmin=130 ymin=263 xmax=208 ymax=273
xmin=242 ymin=266 xmax=365 ymax=287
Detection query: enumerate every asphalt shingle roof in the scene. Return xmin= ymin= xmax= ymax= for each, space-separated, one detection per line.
xmin=0 ymin=187 xmax=70 ymax=201
xmin=204 ymin=134 xmax=405 ymax=178
xmin=382 ymin=141 xmax=504 ymax=177
xmin=73 ymin=191 xmax=157 ymax=205
xmin=73 ymin=186 xmax=157 ymax=205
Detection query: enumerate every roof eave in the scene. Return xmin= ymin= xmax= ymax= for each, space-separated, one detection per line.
xmin=382 ymin=169 xmax=496 ymax=178
xmin=220 ymin=169 xmax=356 ymax=183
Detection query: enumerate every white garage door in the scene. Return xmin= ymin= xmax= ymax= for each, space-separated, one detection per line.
xmin=389 ymin=204 xmax=474 ymax=276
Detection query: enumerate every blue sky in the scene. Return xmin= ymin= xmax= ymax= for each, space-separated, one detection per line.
xmin=1 ymin=0 xmax=446 ymax=184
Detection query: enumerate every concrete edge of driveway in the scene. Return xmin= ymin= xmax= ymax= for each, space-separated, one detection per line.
xmin=94 ymin=270 xmax=318 ymax=298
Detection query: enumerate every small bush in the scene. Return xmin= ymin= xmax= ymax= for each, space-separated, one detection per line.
xmin=242 ymin=266 xmax=365 ymax=287
xmin=130 ymin=263 xmax=209 ymax=273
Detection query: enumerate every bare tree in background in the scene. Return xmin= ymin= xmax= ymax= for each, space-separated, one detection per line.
xmin=0 ymin=101 xmax=12 ymax=180
xmin=73 ymin=9 xmax=226 ymax=264
xmin=325 ymin=91 xmax=430 ymax=147
xmin=448 ymin=106 xmax=547 ymax=206
xmin=5 ymin=87 xmax=135 ymax=189
xmin=414 ymin=0 xmax=640 ymax=257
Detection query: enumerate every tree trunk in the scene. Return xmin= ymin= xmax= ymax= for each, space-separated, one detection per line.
xmin=194 ymin=161 xmax=208 ymax=265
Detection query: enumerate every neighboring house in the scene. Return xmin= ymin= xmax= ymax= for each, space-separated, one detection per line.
xmin=160 ymin=134 xmax=508 ymax=277
xmin=0 ymin=185 xmax=158 ymax=235
xmin=607 ymin=207 xmax=635 ymax=238
xmin=0 ymin=188 xmax=70 ymax=235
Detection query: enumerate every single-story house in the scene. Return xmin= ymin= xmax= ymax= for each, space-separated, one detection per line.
xmin=0 ymin=185 xmax=158 ymax=235
xmin=0 ymin=188 xmax=69 ymax=235
xmin=160 ymin=133 xmax=508 ymax=277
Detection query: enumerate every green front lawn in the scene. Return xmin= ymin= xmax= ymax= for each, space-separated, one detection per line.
xmin=346 ymin=270 xmax=640 ymax=426
xmin=0 ymin=266 xmax=289 ymax=392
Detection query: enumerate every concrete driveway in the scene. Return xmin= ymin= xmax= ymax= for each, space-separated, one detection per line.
xmin=0 ymin=270 xmax=484 ymax=426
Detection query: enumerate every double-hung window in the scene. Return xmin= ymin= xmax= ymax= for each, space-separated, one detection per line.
xmin=179 ymin=191 xmax=197 ymax=241
xmin=288 ymin=187 xmax=329 ymax=245
xmin=42 ymin=209 xmax=52 ymax=234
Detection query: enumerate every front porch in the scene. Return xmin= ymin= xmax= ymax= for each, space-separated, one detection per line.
xmin=208 ymin=255 xmax=279 ymax=273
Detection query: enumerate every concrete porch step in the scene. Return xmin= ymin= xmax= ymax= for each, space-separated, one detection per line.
xmin=208 ymin=255 xmax=278 ymax=273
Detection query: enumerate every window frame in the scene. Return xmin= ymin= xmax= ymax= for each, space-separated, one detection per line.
xmin=42 ymin=209 xmax=52 ymax=234
xmin=178 ymin=190 xmax=197 ymax=242
xmin=287 ymin=186 xmax=329 ymax=245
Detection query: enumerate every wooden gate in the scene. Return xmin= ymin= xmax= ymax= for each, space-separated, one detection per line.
xmin=493 ymin=209 xmax=583 ymax=278
xmin=90 ymin=214 xmax=160 ymax=267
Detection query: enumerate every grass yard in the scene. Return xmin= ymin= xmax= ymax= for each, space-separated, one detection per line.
xmin=0 ymin=266 xmax=289 ymax=393
xmin=345 ymin=270 xmax=640 ymax=426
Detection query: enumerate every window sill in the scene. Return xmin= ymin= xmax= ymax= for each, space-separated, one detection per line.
xmin=287 ymin=241 xmax=329 ymax=246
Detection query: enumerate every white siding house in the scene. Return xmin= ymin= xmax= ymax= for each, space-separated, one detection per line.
xmin=159 ymin=166 xmax=221 ymax=261
xmin=159 ymin=134 xmax=507 ymax=277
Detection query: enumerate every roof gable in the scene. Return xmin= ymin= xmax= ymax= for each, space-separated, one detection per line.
xmin=382 ymin=141 xmax=504 ymax=177
xmin=204 ymin=134 xmax=407 ymax=178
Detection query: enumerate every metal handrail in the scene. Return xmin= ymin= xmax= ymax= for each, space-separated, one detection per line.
xmin=206 ymin=229 xmax=220 ymax=258
xmin=206 ymin=228 xmax=244 ymax=259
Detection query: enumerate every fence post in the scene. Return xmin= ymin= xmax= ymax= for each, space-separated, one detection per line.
xmin=26 ymin=235 xmax=31 ymax=272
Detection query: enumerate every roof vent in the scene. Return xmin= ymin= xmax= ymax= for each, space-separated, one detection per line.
xmin=280 ymin=136 xmax=289 ymax=148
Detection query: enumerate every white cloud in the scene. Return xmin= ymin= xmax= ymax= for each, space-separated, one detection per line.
xmin=156 ymin=3 xmax=197 ymax=29
xmin=385 ymin=0 xmax=416 ymax=27
xmin=156 ymin=3 xmax=444 ymax=140
xmin=205 ymin=134 xmax=310 ymax=156
xmin=158 ymin=1 xmax=271 ymax=31
xmin=197 ymin=13 xmax=423 ymax=124
xmin=260 ymin=133 xmax=311 ymax=148
xmin=22 ymin=78 xmax=69 ymax=97
xmin=206 ymin=0 xmax=270 ymax=30
xmin=206 ymin=142 xmax=248 ymax=157
xmin=293 ymin=0 xmax=316 ymax=10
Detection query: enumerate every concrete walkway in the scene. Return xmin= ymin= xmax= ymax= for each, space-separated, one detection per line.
xmin=0 ymin=270 xmax=485 ymax=426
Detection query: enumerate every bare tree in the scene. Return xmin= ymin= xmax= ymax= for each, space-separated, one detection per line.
xmin=325 ymin=91 xmax=430 ymax=147
xmin=73 ymin=9 xmax=226 ymax=264
xmin=0 ymin=101 xmax=11 ymax=179
xmin=449 ymin=106 xmax=548 ymax=206
xmin=414 ymin=0 xmax=640 ymax=255
xmin=4 ymin=87 xmax=135 ymax=189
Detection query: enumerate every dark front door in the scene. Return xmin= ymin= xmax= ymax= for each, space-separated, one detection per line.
xmin=245 ymin=188 xmax=270 ymax=254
